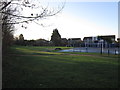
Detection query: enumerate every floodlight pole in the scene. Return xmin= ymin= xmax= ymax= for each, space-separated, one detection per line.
xmin=100 ymin=40 xmax=104 ymax=55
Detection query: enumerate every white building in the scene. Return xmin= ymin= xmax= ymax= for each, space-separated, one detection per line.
xmin=83 ymin=35 xmax=116 ymax=48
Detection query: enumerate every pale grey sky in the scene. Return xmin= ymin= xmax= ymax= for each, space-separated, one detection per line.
xmin=14 ymin=1 xmax=118 ymax=40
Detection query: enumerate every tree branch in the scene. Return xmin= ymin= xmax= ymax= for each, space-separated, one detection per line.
xmin=0 ymin=0 xmax=13 ymax=11
xmin=0 ymin=1 xmax=66 ymax=25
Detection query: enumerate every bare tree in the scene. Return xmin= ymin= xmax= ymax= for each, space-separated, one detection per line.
xmin=2 ymin=7 xmax=14 ymax=54
xmin=0 ymin=0 xmax=65 ymax=25
xmin=0 ymin=0 xmax=65 ymax=54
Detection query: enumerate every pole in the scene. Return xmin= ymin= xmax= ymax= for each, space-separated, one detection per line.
xmin=108 ymin=49 xmax=109 ymax=56
xmin=100 ymin=43 xmax=102 ymax=55
xmin=108 ymin=43 xmax=109 ymax=56
xmin=0 ymin=7 xmax=3 ymax=89
xmin=100 ymin=40 xmax=104 ymax=55
xmin=86 ymin=47 xmax=88 ymax=53
xmin=115 ymin=50 xmax=116 ymax=55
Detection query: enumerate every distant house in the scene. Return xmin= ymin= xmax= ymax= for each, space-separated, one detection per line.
xmin=68 ymin=38 xmax=82 ymax=47
xmin=83 ymin=35 xmax=116 ymax=48
xmin=61 ymin=38 xmax=68 ymax=46
xmin=98 ymin=35 xmax=115 ymax=43
xmin=83 ymin=36 xmax=98 ymax=47
xmin=35 ymin=39 xmax=49 ymax=46
xmin=98 ymin=35 xmax=116 ymax=48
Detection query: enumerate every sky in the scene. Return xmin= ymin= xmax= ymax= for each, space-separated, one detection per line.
xmin=14 ymin=1 xmax=118 ymax=40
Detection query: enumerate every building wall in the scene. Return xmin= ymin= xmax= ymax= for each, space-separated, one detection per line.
xmin=83 ymin=35 xmax=116 ymax=48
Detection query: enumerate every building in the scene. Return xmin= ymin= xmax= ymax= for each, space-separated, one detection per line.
xmin=98 ymin=35 xmax=115 ymax=43
xmin=61 ymin=38 xmax=68 ymax=46
xmin=68 ymin=38 xmax=82 ymax=47
xmin=98 ymin=35 xmax=116 ymax=48
xmin=83 ymin=36 xmax=98 ymax=47
xmin=35 ymin=39 xmax=49 ymax=46
xmin=83 ymin=35 xmax=116 ymax=48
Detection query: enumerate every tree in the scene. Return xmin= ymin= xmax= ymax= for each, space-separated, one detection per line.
xmin=0 ymin=0 xmax=65 ymax=25
xmin=14 ymin=37 xmax=19 ymax=45
xmin=51 ymin=28 xmax=62 ymax=46
xmin=0 ymin=0 xmax=65 ymax=53
xmin=117 ymin=38 xmax=120 ymax=48
xmin=18 ymin=34 xmax=25 ymax=45
xmin=19 ymin=34 xmax=24 ymax=41
xmin=2 ymin=8 xmax=14 ymax=54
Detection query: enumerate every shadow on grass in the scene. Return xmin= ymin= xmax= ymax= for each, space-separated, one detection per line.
xmin=2 ymin=54 xmax=118 ymax=88
xmin=32 ymin=53 xmax=55 ymax=55
xmin=2 ymin=46 xmax=118 ymax=88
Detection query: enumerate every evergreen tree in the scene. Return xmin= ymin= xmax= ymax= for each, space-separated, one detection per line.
xmin=51 ymin=29 xmax=62 ymax=46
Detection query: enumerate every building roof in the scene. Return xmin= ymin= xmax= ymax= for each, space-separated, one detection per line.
xmin=61 ymin=38 xmax=67 ymax=40
xmin=68 ymin=38 xmax=81 ymax=40
xmin=98 ymin=35 xmax=115 ymax=38
xmin=83 ymin=35 xmax=115 ymax=40
xmin=83 ymin=37 xmax=92 ymax=40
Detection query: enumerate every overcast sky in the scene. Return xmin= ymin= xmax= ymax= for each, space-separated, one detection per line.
xmin=14 ymin=1 xmax=118 ymax=40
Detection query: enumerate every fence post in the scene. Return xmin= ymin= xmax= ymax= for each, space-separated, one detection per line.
xmin=100 ymin=40 xmax=104 ymax=55
xmin=86 ymin=47 xmax=88 ymax=53
xmin=100 ymin=43 xmax=102 ymax=55
xmin=108 ymin=49 xmax=109 ymax=56
xmin=79 ymin=48 xmax=81 ymax=52
xmin=115 ymin=50 xmax=117 ymax=55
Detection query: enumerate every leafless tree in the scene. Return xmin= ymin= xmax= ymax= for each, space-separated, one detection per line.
xmin=0 ymin=0 xmax=65 ymax=54
xmin=0 ymin=0 xmax=65 ymax=25
xmin=2 ymin=7 xmax=14 ymax=54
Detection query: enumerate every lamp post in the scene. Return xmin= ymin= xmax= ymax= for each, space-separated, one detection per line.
xmin=85 ymin=42 xmax=88 ymax=53
xmin=100 ymin=40 xmax=104 ymax=55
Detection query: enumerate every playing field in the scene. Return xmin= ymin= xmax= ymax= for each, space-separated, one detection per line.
xmin=2 ymin=46 xmax=118 ymax=88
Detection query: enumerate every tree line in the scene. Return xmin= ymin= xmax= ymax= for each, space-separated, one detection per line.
xmin=14 ymin=28 xmax=68 ymax=46
xmin=12 ymin=28 xmax=120 ymax=47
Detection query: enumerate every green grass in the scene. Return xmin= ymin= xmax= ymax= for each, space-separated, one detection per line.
xmin=8 ymin=46 xmax=73 ymax=54
xmin=2 ymin=46 xmax=119 ymax=88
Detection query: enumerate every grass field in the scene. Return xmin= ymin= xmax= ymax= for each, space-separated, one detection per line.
xmin=2 ymin=46 xmax=119 ymax=88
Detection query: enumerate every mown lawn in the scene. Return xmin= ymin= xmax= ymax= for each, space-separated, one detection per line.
xmin=2 ymin=46 xmax=119 ymax=88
